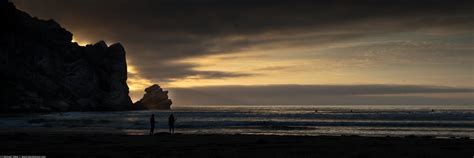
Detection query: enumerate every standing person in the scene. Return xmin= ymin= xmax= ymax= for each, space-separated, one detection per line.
xmin=168 ymin=114 xmax=176 ymax=134
xmin=150 ymin=114 xmax=155 ymax=136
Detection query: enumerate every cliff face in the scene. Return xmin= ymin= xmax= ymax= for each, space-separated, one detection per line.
xmin=0 ymin=1 xmax=132 ymax=112
xmin=134 ymin=84 xmax=172 ymax=110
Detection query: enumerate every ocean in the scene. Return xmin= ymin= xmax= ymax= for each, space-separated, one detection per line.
xmin=2 ymin=105 xmax=473 ymax=138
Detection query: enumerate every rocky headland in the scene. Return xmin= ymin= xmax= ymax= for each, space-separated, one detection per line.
xmin=0 ymin=1 xmax=133 ymax=112
xmin=134 ymin=84 xmax=173 ymax=110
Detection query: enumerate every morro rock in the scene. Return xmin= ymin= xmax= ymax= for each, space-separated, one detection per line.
xmin=0 ymin=1 xmax=132 ymax=112
xmin=134 ymin=84 xmax=173 ymax=110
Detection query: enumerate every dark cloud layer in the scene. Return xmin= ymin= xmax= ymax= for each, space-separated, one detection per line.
xmin=12 ymin=0 xmax=474 ymax=82
xmin=169 ymin=84 xmax=474 ymax=105
xmin=137 ymin=61 xmax=255 ymax=82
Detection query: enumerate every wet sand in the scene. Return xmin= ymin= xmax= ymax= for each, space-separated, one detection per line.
xmin=0 ymin=130 xmax=473 ymax=158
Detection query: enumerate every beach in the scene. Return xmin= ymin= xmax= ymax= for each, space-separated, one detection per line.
xmin=1 ymin=105 xmax=473 ymax=157
xmin=1 ymin=130 xmax=473 ymax=158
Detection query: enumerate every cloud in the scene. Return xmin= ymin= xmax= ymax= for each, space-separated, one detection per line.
xmin=313 ymin=39 xmax=474 ymax=66
xmin=253 ymin=66 xmax=295 ymax=72
xmin=172 ymin=84 xmax=474 ymax=96
xmin=12 ymin=0 xmax=474 ymax=83
xmin=131 ymin=61 xmax=255 ymax=82
xmin=168 ymin=84 xmax=474 ymax=105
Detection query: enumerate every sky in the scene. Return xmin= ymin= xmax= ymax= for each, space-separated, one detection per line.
xmin=12 ymin=0 xmax=474 ymax=105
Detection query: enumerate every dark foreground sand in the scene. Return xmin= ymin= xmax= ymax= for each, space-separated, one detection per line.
xmin=0 ymin=131 xmax=473 ymax=158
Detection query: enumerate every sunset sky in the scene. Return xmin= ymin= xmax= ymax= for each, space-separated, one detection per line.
xmin=12 ymin=0 xmax=474 ymax=105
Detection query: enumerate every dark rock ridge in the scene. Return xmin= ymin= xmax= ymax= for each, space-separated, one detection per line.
xmin=0 ymin=1 xmax=132 ymax=112
xmin=134 ymin=84 xmax=172 ymax=110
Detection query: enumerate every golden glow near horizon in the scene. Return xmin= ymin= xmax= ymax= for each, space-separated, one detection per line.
xmin=166 ymin=45 xmax=474 ymax=88
xmin=165 ymin=43 xmax=384 ymax=88
xmin=127 ymin=60 xmax=154 ymax=91
xmin=71 ymin=36 xmax=90 ymax=46
xmin=126 ymin=59 xmax=166 ymax=101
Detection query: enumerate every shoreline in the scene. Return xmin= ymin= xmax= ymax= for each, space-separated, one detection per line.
xmin=1 ymin=127 xmax=472 ymax=139
xmin=1 ymin=131 xmax=473 ymax=158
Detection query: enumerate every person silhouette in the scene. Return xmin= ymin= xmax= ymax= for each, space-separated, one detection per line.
xmin=168 ymin=114 xmax=176 ymax=134
xmin=150 ymin=114 xmax=155 ymax=136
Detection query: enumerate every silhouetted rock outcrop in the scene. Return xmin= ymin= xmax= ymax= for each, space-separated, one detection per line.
xmin=0 ymin=1 xmax=132 ymax=112
xmin=134 ymin=84 xmax=172 ymax=110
